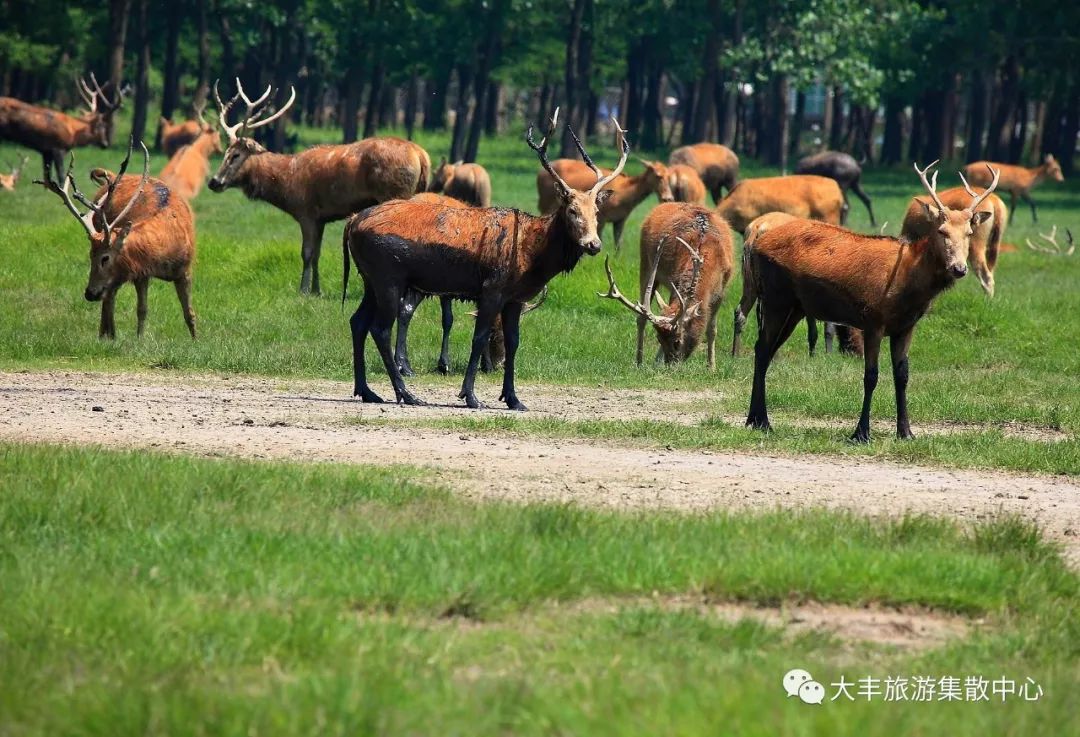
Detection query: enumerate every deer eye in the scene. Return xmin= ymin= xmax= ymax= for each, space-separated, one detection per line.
xmin=100 ymin=254 xmax=110 ymax=265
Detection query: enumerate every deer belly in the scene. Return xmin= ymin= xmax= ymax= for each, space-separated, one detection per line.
xmin=791 ymin=276 xmax=872 ymax=330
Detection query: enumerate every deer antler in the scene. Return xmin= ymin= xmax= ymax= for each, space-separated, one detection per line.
xmin=597 ymin=238 xmax=675 ymax=328
xmin=590 ymin=119 xmax=630 ymax=196
xmin=914 ymin=160 xmax=946 ymax=212
xmin=666 ymin=237 xmax=704 ymax=325
xmin=33 ymin=160 xmax=97 ymax=238
xmin=213 ymin=78 xmax=296 ymax=143
xmin=958 ymin=164 xmax=1001 ymax=212
xmin=521 ymin=286 xmax=548 ymax=314
xmin=1025 ymin=225 xmax=1075 ymax=255
xmin=527 ymin=107 xmax=575 ymax=194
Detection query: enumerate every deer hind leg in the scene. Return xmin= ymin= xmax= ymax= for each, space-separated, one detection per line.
xmin=969 ymin=241 xmax=995 ymax=297
xmin=840 ymin=194 xmax=851 ymax=226
xmin=174 ymin=275 xmax=197 ymax=338
xmin=851 ymin=178 xmax=875 ymax=226
xmin=612 ymin=220 xmax=625 ymax=253
xmin=498 ymin=302 xmax=526 ymax=410
xmin=706 ymin=302 xmax=720 ymax=369
xmin=890 ymin=329 xmax=915 ymax=440
xmin=824 ymin=321 xmax=836 ymax=353
xmin=807 ymin=319 xmax=819 ymax=356
xmin=370 ymin=285 xmax=424 ymax=406
xmin=458 ymin=297 xmax=501 ymax=409
xmin=298 ymin=220 xmax=325 ymax=295
xmin=437 ymin=297 xmax=454 ymax=374
xmin=350 ymin=288 xmax=382 ymax=402
xmin=746 ymin=296 xmax=804 ymax=432
xmin=1021 ymin=192 xmax=1038 ymax=223
xmin=850 ymin=329 xmax=883 ymax=444
xmin=99 ymin=287 xmax=119 ymax=340
xmin=134 ymin=277 xmax=150 ymax=337
xmin=395 ymin=289 xmax=423 ymax=377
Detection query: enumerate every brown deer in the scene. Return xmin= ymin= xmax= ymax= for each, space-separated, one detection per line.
xmin=536 ymin=155 xmax=672 ymax=251
xmin=742 ymin=162 xmax=999 ymax=442
xmin=159 ymin=108 xmax=223 ymax=201
xmin=733 ymin=212 xmax=863 ymax=357
xmin=160 ymin=100 xmax=210 ymax=156
xmin=428 ymin=159 xmax=492 ymax=207
xmin=668 ymin=142 xmax=739 ymax=204
xmin=343 ymin=108 xmax=628 ymax=410
xmin=208 ymin=78 xmax=430 ymax=294
xmin=35 ymin=139 xmax=197 ymax=339
xmin=0 ymin=75 xmax=121 ymax=181
xmin=716 ymin=175 xmax=844 ymax=233
xmin=901 ymin=179 xmax=1008 ymax=297
xmin=963 ymin=154 xmax=1063 ymax=224
xmin=0 ymin=155 xmax=28 ymax=191
xmin=666 ymin=164 xmax=707 ymax=204
xmin=598 ymin=202 xmax=734 ymax=368
xmin=794 ymin=150 xmax=875 ymax=226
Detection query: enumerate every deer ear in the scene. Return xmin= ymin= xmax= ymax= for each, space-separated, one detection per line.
xmin=920 ymin=200 xmax=944 ymax=222
xmin=112 ymin=222 xmax=134 ymax=251
xmin=555 ymin=179 xmax=574 ymax=201
xmin=971 ymin=210 xmax=992 ymax=226
xmin=596 ymin=188 xmax=614 ymax=207
xmin=439 ymin=157 xmax=447 ymax=166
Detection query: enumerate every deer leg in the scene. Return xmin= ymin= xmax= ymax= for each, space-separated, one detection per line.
xmin=732 ymin=286 xmax=757 ymax=357
xmin=99 ymin=287 xmax=119 ymax=340
xmin=636 ymin=314 xmax=648 ymax=365
xmin=1021 ymin=192 xmax=1038 ymax=223
xmin=850 ymin=330 xmax=883 ymax=444
xmin=370 ymin=286 xmax=425 ymax=406
xmin=807 ymin=319 xmax=819 ymax=356
xmin=298 ymin=220 xmax=324 ymax=295
xmin=824 ymin=321 xmax=836 ymax=353
xmin=1008 ymin=192 xmax=1017 ymax=224
xmin=840 ymin=194 xmax=850 ymax=226
xmin=174 ymin=275 xmax=197 ymax=338
xmin=395 ymin=289 xmax=422 ymax=377
xmin=706 ymin=304 xmax=720 ymax=369
xmin=890 ymin=329 xmax=915 ymax=440
xmin=851 ymin=179 xmax=875 ymax=226
xmin=50 ymin=150 xmax=66 ymax=182
xmin=458 ymin=298 xmax=500 ymax=409
xmin=746 ymin=303 xmax=803 ymax=431
xmin=134 ymin=277 xmax=150 ymax=337
xmin=437 ymin=297 xmax=454 ymax=374
xmin=612 ymin=220 xmax=626 ymax=253
xmin=498 ymin=302 xmax=525 ymax=411
xmin=350 ymin=289 xmax=383 ymax=403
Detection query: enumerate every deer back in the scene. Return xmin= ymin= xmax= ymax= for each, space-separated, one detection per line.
xmin=0 ymin=97 xmax=90 ymax=151
xmin=641 ymin=203 xmax=734 ymax=315
xmin=717 ymin=175 xmax=843 ymax=233
xmin=668 ymin=143 xmax=739 ymax=188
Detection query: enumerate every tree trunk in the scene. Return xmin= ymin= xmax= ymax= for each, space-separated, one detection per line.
xmin=788 ymin=89 xmax=805 ymax=159
xmin=827 ymin=86 xmax=844 ymax=150
xmin=158 ymin=3 xmax=183 ymax=148
xmin=1008 ymin=92 xmax=1028 ymax=163
xmin=484 ymin=81 xmax=501 ymax=135
xmin=988 ymin=56 xmax=1020 ymax=161
xmin=216 ymin=6 xmax=236 ymax=78
xmin=108 ymin=0 xmax=132 ymax=88
xmin=342 ymin=70 xmax=363 ymax=143
xmin=449 ymin=64 xmax=474 ymax=162
xmin=1059 ymin=80 xmax=1079 ymax=176
xmin=560 ymin=0 xmax=589 ymax=156
xmin=690 ymin=0 xmax=720 ymax=142
xmin=880 ymin=96 xmax=904 ymax=165
xmin=193 ymin=0 xmax=211 ymax=109
xmin=466 ymin=0 xmax=505 ymax=163
xmin=965 ymin=69 xmax=990 ymax=162
xmin=763 ymin=75 xmax=789 ymax=170
xmin=679 ymin=81 xmax=696 ymax=145
xmin=624 ymin=40 xmax=645 ymax=143
xmin=1028 ymin=100 xmax=1046 ymax=165
xmin=130 ymin=0 xmax=150 ymax=145
xmin=404 ymin=72 xmax=419 ymax=140
xmin=641 ymin=53 xmax=663 ymax=151
xmin=363 ymin=63 xmax=385 ymax=138
xmin=908 ymin=99 xmax=924 ymax=163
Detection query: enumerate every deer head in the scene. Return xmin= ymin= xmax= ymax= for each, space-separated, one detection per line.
xmin=528 ymin=108 xmax=628 ymax=255
xmin=76 ymin=74 xmax=122 ymax=148
xmin=1043 ymin=154 xmax=1065 ymax=182
xmin=194 ymin=100 xmax=224 ymax=154
xmin=636 ymin=157 xmax=674 ymax=203
xmin=0 ymin=156 xmax=27 ymax=191
xmin=598 ymin=236 xmax=705 ymax=361
xmin=429 ymin=158 xmax=458 ymax=193
xmin=35 ymin=138 xmax=149 ymax=301
xmin=208 ymin=78 xmax=296 ymax=192
xmin=915 ymin=161 xmax=999 ymax=280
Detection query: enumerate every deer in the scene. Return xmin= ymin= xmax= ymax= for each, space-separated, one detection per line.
xmin=741 ymin=161 xmax=999 ymax=442
xmin=716 ymin=175 xmax=844 ymax=233
xmin=598 ymin=202 xmax=734 ymax=368
xmin=794 ymin=150 xmax=875 ymax=226
xmin=0 ymin=155 xmax=28 ymax=191
xmin=159 ymin=108 xmax=223 ymax=201
xmin=536 ymin=155 xmax=672 ymax=251
xmin=428 ymin=159 xmax=492 ymax=207
xmin=34 ymin=139 xmax=197 ymax=340
xmin=963 ymin=154 xmax=1063 ymax=224
xmin=208 ymin=78 xmax=430 ymax=294
xmin=0 ymin=75 xmax=121 ymax=182
xmin=733 ymin=212 xmax=863 ymax=357
xmin=343 ymin=108 xmax=628 ymax=410
xmin=668 ymin=142 xmax=740 ymax=204
xmin=160 ymin=100 xmax=210 ymax=156
xmin=900 ymin=178 xmax=1008 ymax=297
xmin=666 ymin=164 xmax=707 ymax=205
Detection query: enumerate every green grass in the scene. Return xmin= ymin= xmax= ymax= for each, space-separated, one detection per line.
xmin=0 ymin=442 xmax=1077 ymax=735
xmin=1 ymin=129 xmax=1078 ymax=473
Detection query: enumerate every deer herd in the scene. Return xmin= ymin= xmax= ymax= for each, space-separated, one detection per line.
xmin=0 ymin=75 xmax=1072 ymax=442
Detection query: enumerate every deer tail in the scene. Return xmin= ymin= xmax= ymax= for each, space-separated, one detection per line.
xmin=986 ymin=211 xmax=1003 ymax=270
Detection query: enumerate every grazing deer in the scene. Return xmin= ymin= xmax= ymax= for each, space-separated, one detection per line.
xmin=794 ymin=150 xmax=875 ymax=226
xmin=742 ymin=162 xmax=999 ymax=442
xmin=160 ymin=100 xmax=210 ymax=156
xmin=666 ymin=164 xmax=707 ymax=205
xmin=901 ymin=178 xmax=1008 ymax=297
xmin=733 ymin=212 xmax=863 ymax=357
xmin=159 ymin=107 xmax=223 ymax=201
xmin=208 ymin=78 xmax=430 ymax=294
xmin=344 ymin=108 xmax=628 ymax=410
xmin=963 ymin=154 xmax=1063 ymax=224
xmin=598 ymin=202 xmax=734 ymax=367
xmin=536 ymin=156 xmax=672 ymax=251
xmin=668 ymin=142 xmax=740 ymax=204
xmin=35 ymin=140 xmax=197 ymax=339
xmin=716 ymin=175 xmax=844 ymax=233
xmin=0 ymin=75 xmax=121 ymax=181
xmin=428 ymin=159 xmax=492 ymax=207
xmin=0 ymin=155 xmax=28 ymax=191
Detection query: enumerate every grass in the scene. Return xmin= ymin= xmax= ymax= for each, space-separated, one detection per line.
xmin=0 ymin=442 xmax=1077 ymax=736
xmin=0 ymin=128 xmax=1078 ymax=472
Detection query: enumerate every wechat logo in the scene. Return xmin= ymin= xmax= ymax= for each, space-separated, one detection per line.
xmin=784 ymin=668 xmax=825 ymax=705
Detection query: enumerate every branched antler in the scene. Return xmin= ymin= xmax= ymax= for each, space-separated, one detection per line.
xmin=914 ymin=160 xmax=946 ymax=212
xmin=1025 ymin=225 xmax=1075 ymax=255
xmin=213 ymin=78 xmax=296 ymax=144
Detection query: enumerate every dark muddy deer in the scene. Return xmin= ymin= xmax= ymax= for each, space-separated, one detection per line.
xmin=741 ymin=162 xmax=999 ymax=442
xmin=344 ymin=108 xmax=628 ymax=410
xmin=794 ymin=150 xmax=875 ymax=226
xmin=208 ymin=78 xmax=430 ymax=294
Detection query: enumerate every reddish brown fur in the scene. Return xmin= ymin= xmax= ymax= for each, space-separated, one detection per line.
xmin=668 ymin=143 xmax=739 ymax=203
xmin=536 ymin=158 xmax=673 ymax=250
xmin=159 ymin=127 xmax=223 ymax=200
xmin=160 ymin=117 xmax=202 ymax=156
xmin=0 ymin=96 xmax=112 ymax=180
xmin=963 ymin=155 xmax=1062 ymax=224
xmin=716 ymin=175 xmax=844 ymax=233
xmin=428 ymin=159 xmax=492 ymax=207
xmin=901 ymin=186 xmax=1008 ymax=296
xmin=666 ymin=164 xmax=707 ymax=205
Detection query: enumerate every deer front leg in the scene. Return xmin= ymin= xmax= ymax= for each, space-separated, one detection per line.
xmin=174 ymin=275 xmax=197 ymax=338
xmin=370 ymin=285 xmax=425 ymax=406
xmin=458 ymin=298 xmax=500 ymax=409
xmin=350 ymin=290 xmax=383 ymax=403
xmin=612 ymin=220 xmax=626 ymax=253
xmin=438 ymin=297 xmax=454 ymax=374
xmin=298 ymin=220 xmax=325 ymax=295
xmin=807 ymin=319 xmax=819 ymax=356
xmin=498 ymin=302 xmax=525 ymax=410
xmin=134 ymin=277 xmax=150 ymax=337
xmin=99 ymin=287 xmax=119 ymax=340
xmin=747 ymin=305 xmax=804 ymax=431
xmin=890 ymin=329 xmax=915 ymax=440
xmin=850 ymin=330 xmax=883 ymax=443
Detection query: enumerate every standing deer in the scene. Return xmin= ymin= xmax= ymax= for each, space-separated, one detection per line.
xmin=35 ymin=140 xmax=197 ymax=339
xmin=159 ymin=111 xmax=223 ymax=201
xmin=0 ymin=75 xmax=121 ymax=181
xmin=0 ymin=155 xmax=28 ymax=191
xmin=208 ymin=78 xmax=430 ymax=294
xmin=666 ymin=164 xmax=707 ymax=204
xmin=794 ymin=150 xmax=875 ymax=226
xmin=668 ymin=142 xmax=740 ymax=203
xmin=160 ymin=100 xmax=210 ymax=156
xmin=598 ymin=202 xmax=734 ymax=367
xmin=428 ymin=159 xmax=492 ymax=207
xmin=901 ymin=177 xmax=1008 ymax=297
xmin=536 ymin=156 xmax=672 ymax=251
xmin=963 ymin=154 xmax=1063 ymax=224
xmin=344 ymin=108 xmax=628 ymax=410
xmin=716 ymin=175 xmax=844 ymax=233
xmin=742 ymin=162 xmax=998 ymax=442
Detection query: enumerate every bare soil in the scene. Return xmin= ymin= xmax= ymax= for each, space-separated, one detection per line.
xmin=1 ymin=370 xmax=1077 ymax=562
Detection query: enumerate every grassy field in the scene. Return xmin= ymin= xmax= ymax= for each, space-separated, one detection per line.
xmin=0 ymin=442 xmax=1077 ymax=736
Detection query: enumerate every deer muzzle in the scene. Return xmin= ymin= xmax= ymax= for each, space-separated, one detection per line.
xmin=84 ymin=287 xmax=104 ymax=302
xmin=948 ymin=263 xmax=968 ymax=279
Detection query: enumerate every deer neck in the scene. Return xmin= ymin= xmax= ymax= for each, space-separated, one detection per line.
xmin=192 ymin=134 xmax=219 ymax=159
xmin=531 ymin=210 xmax=585 ymax=279
xmin=238 ymin=151 xmax=298 ymax=212
xmin=609 ymin=173 xmax=654 ymax=209
xmin=894 ymin=236 xmax=953 ymax=301
xmin=69 ymin=115 xmax=98 ymax=146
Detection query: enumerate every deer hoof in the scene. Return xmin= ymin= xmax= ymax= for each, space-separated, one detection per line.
xmin=436 ymin=361 xmax=450 ymax=375
xmin=746 ymin=415 xmax=771 ymax=432
xmin=356 ymin=388 xmax=384 ymax=404
xmin=459 ymin=391 xmax=486 ymax=410
xmin=397 ymin=362 xmax=415 ymax=377
xmin=897 ymin=427 xmax=915 ymax=441
xmin=398 ymin=391 xmax=426 ymax=407
xmin=502 ymin=396 xmax=528 ymax=412
xmin=849 ymin=428 xmax=871 ymax=444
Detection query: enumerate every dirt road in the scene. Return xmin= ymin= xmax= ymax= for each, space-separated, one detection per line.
xmin=2 ymin=370 xmax=1077 ymax=558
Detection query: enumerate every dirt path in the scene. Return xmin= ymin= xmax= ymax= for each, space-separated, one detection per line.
xmin=2 ymin=370 xmax=1077 ymax=560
